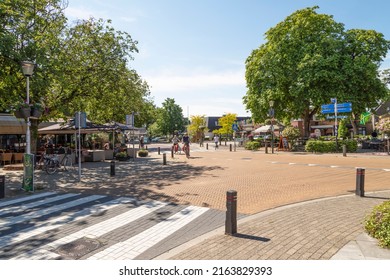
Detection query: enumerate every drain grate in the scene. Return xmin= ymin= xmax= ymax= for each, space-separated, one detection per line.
xmin=55 ymin=237 xmax=102 ymax=259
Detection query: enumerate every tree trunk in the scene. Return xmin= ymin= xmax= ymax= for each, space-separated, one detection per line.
xmin=303 ymin=109 xmax=311 ymax=138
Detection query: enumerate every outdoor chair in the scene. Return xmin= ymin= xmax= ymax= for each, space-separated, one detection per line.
xmin=0 ymin=153 xmax=13 ymax=166
xmin=13 ymin=153 xmax=24 ymax=163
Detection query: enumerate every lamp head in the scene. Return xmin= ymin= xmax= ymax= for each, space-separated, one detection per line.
xmin=21 ymin=61 xmax=35 ymax=77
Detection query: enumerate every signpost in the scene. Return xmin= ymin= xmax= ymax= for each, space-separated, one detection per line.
xmin=321 ymin=100 xmax=352 ymax=151
xmin=232 ymin=123 xmax=238 ymax=152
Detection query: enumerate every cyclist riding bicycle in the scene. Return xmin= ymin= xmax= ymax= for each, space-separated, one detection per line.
xmin=182 ymin=133 xmax=190 ymax=158
xmin=172 ymin=135 xmax=180 ymax=153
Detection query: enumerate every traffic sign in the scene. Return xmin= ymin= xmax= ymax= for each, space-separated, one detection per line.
xmin=337 ymin=107 xmax=352 ymax=113
xmin=232 ymin=123 xmax=239 ymax=131
xmin=321 ymin=102 xmax=352 ymax=114
xmin=321 ymin=108 xmax=335 ymax=114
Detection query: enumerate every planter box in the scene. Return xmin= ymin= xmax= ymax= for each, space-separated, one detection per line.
xmin=30 ymin=107 xmax=43 ymax=119
xmin=104 ymin=149 xmax=114 ymax=160
xmin=14 ymin=107 xmax=30 ymax=119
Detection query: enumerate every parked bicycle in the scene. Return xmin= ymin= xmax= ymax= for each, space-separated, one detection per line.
xmin=36 ymin=148 xmax=75 ymax=175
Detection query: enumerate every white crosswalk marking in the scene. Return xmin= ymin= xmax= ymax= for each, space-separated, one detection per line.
xmin=12 ymin=200 xmax=167 ymax=260
xmin=0 ymin=193 xmax=80 ymax=216
xmin=1 ymin=193 xmax=212 ymax=260
xmin=0 ymin=194 xmax=105 ymax=227
xmin=0 ymin=197 xmax=134 ymax=249
xmin=88 ymin=205 xmax=209 ymax=260
xmin=0 ymin=192 xmax=55 ymax=208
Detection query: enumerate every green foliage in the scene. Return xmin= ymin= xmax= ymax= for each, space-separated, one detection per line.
xmin=244 ymin=6 xmax=389 ymax=137
xmin=365 ymin=201 xmax=390 ymax=248
xmin=245 ymin=141 xmax=260 ymax=150
xmin=305 ymin=139 xmax=357 ymax=153
xmin=282 ymin=126 xmax=301 ymax=141
xmin=115 ymin=151 xmax=127 ymax=158
xmin=157 ymin=98 xmax=185 ymax=136
xmin=338 ymin=118 xmax=349 ymax=139
xmin=214 ymin=113 xmax=237 ymax=135
xmin=138 ymin=149 xmax=148 ymax=157
xmin=188 ymin=115 xmax=208 ymax=141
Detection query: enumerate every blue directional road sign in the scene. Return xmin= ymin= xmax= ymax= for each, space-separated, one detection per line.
xmin=321 ymin=102 xmax=352 ymax=114
xmin=232 ymin=123 xmax=239 ymax=131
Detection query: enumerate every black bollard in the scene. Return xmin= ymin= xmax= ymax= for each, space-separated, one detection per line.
xmin=225 ymin=190 xmax=237 ymax=235
xmin=230 ymin=144 xmax=232 ymax=152
xmin=0 ymin=175 xmax=5 ymax=199
xmin=206 ymin=143 xmax=208 ymax=150
xmin=110 ymin=160 xmax=115 ymax=176
xmin=265 ymin=142 xmax=268 ymax=154
xmin=171 ymin=147 xmax=174 ymax=158
xmin=163 ymin=153 xmax=167 ymax=165
xmin=158 ymin=147 xmax=160 ymax=155
xmin=356 ymin=168 xmax=365 ymax=197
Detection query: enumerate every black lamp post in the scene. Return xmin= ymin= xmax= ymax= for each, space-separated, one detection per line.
xmin=269 ymin=100 xmax=275 ymax=154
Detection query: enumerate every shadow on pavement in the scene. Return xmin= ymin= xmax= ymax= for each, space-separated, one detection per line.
xmin=5 ymin=156 xmax=224 ymax=206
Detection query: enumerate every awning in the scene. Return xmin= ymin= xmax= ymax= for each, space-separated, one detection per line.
xmin=253 ymin=125 xmax=280 ymax=133
xmin=311 ymin=125 xmax=334 ymax=129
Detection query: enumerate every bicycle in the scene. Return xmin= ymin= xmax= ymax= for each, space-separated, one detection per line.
xmin=37 ymin=149 xmax=75 ymax=175
xmin=172 ymin=143 xmax=182 ymax=154
xmin=182 ymin=143 xmax=190 ymax=158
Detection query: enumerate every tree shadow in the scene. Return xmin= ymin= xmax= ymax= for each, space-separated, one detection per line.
xmin=4 ymin=157 xmax=225 ymax=206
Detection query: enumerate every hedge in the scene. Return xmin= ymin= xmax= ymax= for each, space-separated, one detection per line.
xmin=305 ymin=139 xmax=358 ymax=153
xmin=245 ymin=141 xmax=261 ymax=150
xmin=365 ymin=201 xmax=390 ymax=248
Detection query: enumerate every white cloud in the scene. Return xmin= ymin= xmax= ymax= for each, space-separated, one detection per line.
xmin=145 ymin=69 xmax=246 ymax=92
xmin=65 ymin=7 xmax=103 ymax=21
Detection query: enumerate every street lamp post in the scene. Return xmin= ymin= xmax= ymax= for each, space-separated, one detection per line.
xmin=269 ymin=100 xmax=275 ymax=154
xmin=21 ymin=61 xmax=35 ymax=192
xmin=21 ymin=61 xmax=35 ymax=154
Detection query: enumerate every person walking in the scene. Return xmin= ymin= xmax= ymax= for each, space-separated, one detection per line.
xmin=213 ymin=135 xmax=219 ymax=150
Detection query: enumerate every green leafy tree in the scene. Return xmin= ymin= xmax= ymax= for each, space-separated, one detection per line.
xmin=156 ymin=98 xmax=185 ymax=136
xmin=338 ymin=118 xmax=349 ymax=139
xmin=244 ymin=6 xmax=389 ymax=137
xmin=188 ymin=115 xmax=208 ymax=141
xmin=215 ymin=113 xmax=237 ymax=136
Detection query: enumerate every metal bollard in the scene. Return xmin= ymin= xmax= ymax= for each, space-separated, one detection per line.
xmin=163 ymin=153 xmax=167 ymax=165
xmin=171 ymin=147 xmax=174 ymax=158
xmin=158 ymin=147 xmax=160 ymax=155
xmin=265 ymin=142 xmax=268 ymax=154
xmin=225 ymin=190 xmax=237 ymax=235
xmin=356 ymin=168 xmax=365 ymax=197
xmin=229 ymin=144 xmax=232 ymax=152
xmin=0 ymin=175 xmax=5 ymax=199
xmin=343 ymin=145 xmax=347 ymax=157
xmin=206 ymin=143 xmax=208 ymax=150
xmin=110 ymin=160 xmax=115 ymax=176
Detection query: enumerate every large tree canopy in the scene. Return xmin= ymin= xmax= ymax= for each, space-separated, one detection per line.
xmin=244 ymin=6 xmax=390 ymax=136
xmin=157 ymin=98 xmax=185 ymax=136
xmin=0 ymin=0 xmax=154 ymax=153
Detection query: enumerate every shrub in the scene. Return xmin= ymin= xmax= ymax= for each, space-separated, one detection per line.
xmin=365 ymin=201 xmax=390 ymax=248
xmin=305 ymin=139 xmax=357 ymax=153
xmin=138 ymin=149 xmax=148 ymax=157
xmin=245 ymin=141 xmax=260 ymax=150
xmin=115 ymin=151 xmax=127 ymax=158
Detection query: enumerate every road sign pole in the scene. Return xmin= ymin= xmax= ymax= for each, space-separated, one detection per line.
xmin=334 ymin=99 xmax=338 ymax=151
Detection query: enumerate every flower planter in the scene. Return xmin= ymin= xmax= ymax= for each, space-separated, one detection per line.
xmin=30 ymin=107 xmax=43 ymax=119
xmin=14 ymin=107 xmax=31 ymax=119
xmin=116 ymin=157 xmax=128 ymax=161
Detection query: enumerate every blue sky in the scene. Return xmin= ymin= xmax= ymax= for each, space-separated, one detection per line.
xmin=65 ymin=0 xmax=390 ymax=117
